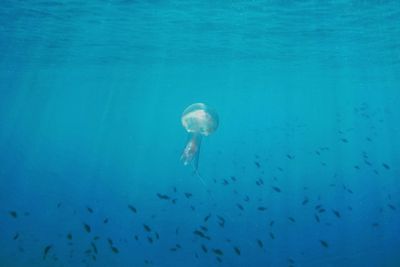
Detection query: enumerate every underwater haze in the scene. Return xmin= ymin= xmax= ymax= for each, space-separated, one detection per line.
xmin=1 ymin=1 xmax=400 ymax=266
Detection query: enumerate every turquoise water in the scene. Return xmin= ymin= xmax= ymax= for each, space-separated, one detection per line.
xmin=1 ymin=1 xmax=400 ymax=266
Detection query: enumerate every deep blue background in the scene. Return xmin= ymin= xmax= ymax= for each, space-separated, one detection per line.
xmin=0 ymin=1 xmax=399 ymax=266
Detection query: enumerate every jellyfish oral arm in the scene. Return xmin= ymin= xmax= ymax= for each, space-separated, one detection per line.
xmin=181 ymin=133 xmax=202 ymax=170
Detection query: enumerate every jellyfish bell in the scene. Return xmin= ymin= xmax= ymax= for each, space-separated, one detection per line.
xmin=180 ymin=103 xmax=218 ymax=170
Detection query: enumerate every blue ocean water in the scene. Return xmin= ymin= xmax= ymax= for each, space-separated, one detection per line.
xmin=0 ymin=1 xmax=400 ymax=266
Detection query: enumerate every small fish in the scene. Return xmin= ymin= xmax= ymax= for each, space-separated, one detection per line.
xmin=257 ymin=239 xmax=263 ymax=248
xmin=372 ymin=223 xmax=380 ymax=227
xmin=147 ymin=237 xmax=153 ymax=244
xmin=315 ymin=214 xmax=320 ymax=223
xmin=236 ymin=203 xmax=244 ymax=211
xmin=9 ymin=211 xmax=17 ymax=218
xmin=13 ymin=233 xmax=19 ymax=240
xmin=43 ymin=245 xmax=52 ymax=259
xmin=302 ymin=197 xmax=309 ymax=205
xmin=332 ymin=209 xmax=341 ymax=218
xmin=193 ymin=230 xmax=211 ymax=240
xmin=83 ymin=223 xmax=91 ymax=233
xmin=143 ymin=224 xmax=152 ymax=232
xmin=269 ymin=232 xmax=275 ymax=239
xmin=254 ymin=161 xmax=261 ymax=168
xmin=286 ymin=154 xmax=295 ymax=160
xmin=204 ymin=213 xmax=211 ymax=222
xmin=156 ymin=193 xmax=170 ymax=200
xmin=103 ymin=218 xmax=109 ymax=224
xmin=201 ymin=244 xmax=208 ymax=253
xmin=67 ymin=233 xmax=72 ymax=240
xmin=212 ymin=249 xmax=224 ymax=256
xmin=184 ymin=192 xmax=193 ymax=199
xmin=387 ymin=204 xmax=396 ymax=210
xmin=234 ymin=246 xmax=241 ymax=255
xmin=155 ymin=232 xmax=160 ymax=240
xmin=107 ymin=238 xmax=113 ymax=245
xmin=319 ymin=240 xmax=329 ymax=248
xmin=382 ymin=163 xmax=391 ymax=170
xmin=341 ymin=138 xmax=349 ymax=143
xmin=230 ymin=176 xmax=237 ymax=182
xmin=200 ymin=226 xmax=208 ymax=232
xmin=257 ymin=206 xmax=267 ymax=211
xmin=87 ymin=207 xmax=93 ymax=213
xmin=318 ymin=208 xmax=326 ymax=213
xmin=288 ymin=217 xmax=296 ymax=223
xmin=128 ymin=205 xmax=137 ymax=213
xmin=111 ymin=246 xmax=119 ymax=253
xmin=270 ymin=220 xmax=275 ymax=226
xmin=91 ymin=242 xmax=98 ymax=254
xmin=272 ymin=186 xmax=281 ymax=193
xmin=134 ymin=235 xmax=138 ymax=241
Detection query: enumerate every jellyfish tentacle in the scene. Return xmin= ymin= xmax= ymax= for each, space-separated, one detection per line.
xmin=180 ymin=133 xmax=202 ymax=169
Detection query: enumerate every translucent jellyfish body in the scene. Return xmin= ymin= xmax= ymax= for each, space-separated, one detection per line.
xmin=180 ymin=103 xmax=219 ymax=170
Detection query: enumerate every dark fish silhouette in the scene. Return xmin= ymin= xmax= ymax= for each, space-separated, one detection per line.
xmin=201 ymin=244 xmax=208 ymax=253
xmin=91 ymin=242 xmax=98 ymax=254
xmin=147 ymin=237 xmax=153 ymax=243
xmin=234 ymin=246 xmax=241 ymax=255
xmin=143 ymin=224 xmax=151 ymax=232
xmin=212 ymin=249 xmax=223 ymax=256
xmin=128 ymin=205 xmax=137 ymax=213
xmin=269 ymin=232 xmax=275 ymax=239
xmin=156 ymin=193 xmax=170 ymax=200
xmin=254 ymin=161 xmax=261 ymax=168
xmin=286 ymin=154 xmax=295 ymax=160
xmin=111 ymin=246 xmax=119 ymax=253
xmin=193 ymin=230 xmax=211 ymax=240
xmin=270 ymin=220 xmax=275 ymax=226
xmin=204 ymin=213 xmax=211 ymax=222
xmin=319 ymin=240 xmax=329 ymax=248
xmin=258 ymin=206 xmax=267 ymax=211
xmin=87 ymin=207 xmax=93 ymax=213
xmin=257 ymin=239 xmax=263 ymax=248
xmin=315 ymin=214 xmax=320 ymax=223
xmin=272 ymin=186 xmax=281 ymax=193
xmin=200 ymin=226 xmax=208 ymax=232
xmin=43 ymin=245 xmax=52 ymax=259
xmin=341 ymin=138 xmax=349 ymax=143
xmin=302 ymin=197 xmax=309 ymax=205
xmin=332 ymin=209 xmax=341 ymax=218
xmin=107 ymin=238 xmax=113 ymax=245
xmin=67 ymin=233 xmax=72 ymax=240
xmin=103 ymin=218 xmax=109 ymax=224
xmin=83 ymin=223 xmax=91 ymax=233
xmin=382 ymin=163 xmax=390 ymax=170
xmin=13 ymin=233 xmax=19 ymax=240
xmin=9 ymin=211 xmax=17 ymax=218
xmin=388 ymin=204 xmax=396 ymax=210
xmin=184 ymin=192 xmax=193 ymax=199
xmin=288 ymin=217 xmax=296 ymax=223
xmin=236 ymin=203 xmax=244 ymax=211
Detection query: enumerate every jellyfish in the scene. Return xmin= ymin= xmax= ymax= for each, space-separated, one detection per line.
xmin=180 ymin=103 xmax=219 ymax=171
